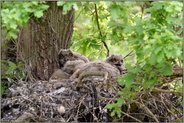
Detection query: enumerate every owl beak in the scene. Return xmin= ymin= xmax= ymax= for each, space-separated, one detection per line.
xmin=115 ymin=61 xmax=121 ymax=66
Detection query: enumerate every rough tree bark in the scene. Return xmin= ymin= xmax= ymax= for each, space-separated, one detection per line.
xmin=16 ymin=2 xmax=74 ymax=80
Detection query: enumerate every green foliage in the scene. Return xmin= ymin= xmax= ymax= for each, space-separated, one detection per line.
xmin=71 ymin=1 xmax=182 ymax=117
xmin=170 ymin=79 xmax=183 ymax=92
xmin=1 ymin=1 xmax=49 ymax=39
xmin=1 ymin=80 xmax=8 ymax=95
xmin=1 ymin=60 xmax=26 ymax=80
xmin=71 ymin=2 xmax=110 ymax=60
xmin=105 ymin=97 xmax=125 ymax=117
xmin=1 ymin=60 xmax=26 ymax=95
xmin=72 ymin=2 xmax=130 ymax=60
xmin=57 ymin=1 xmax=78 ymax=14
xmin=107 ymin=1 xmax=182 ymax=117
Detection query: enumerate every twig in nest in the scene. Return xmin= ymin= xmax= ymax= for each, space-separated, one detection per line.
xmin=13 ymin=112 xmax=35 ymax=122
xmin=160 ymin=93 xmax=180 ymax=121
xmin=134 ymin=100 xmax=159 ymax=122
xmin=153 ymin=88 xmax=182 ymax=96
xmin=121 ymin=111 xmax=142 ymax=122
xmin=92 ymin=112 xmax=99 ymax=122
xmin=94 ymin=3 xmax=109 ymax=57
xmin=74 ymin=96 xmax=85 ymax=122
xmin=66 ymin=115 xmax=73 ymax=122
xmin=96 ymin=84 xmax=118 ymax=101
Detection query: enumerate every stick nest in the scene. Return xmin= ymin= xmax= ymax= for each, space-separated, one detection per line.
xmin=1 ymin=77 xmax=183 ymax=122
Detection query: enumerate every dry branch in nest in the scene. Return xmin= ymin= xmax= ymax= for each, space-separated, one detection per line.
xmin=1 ymin=69 xmax=183 ymax=122
xmin=1 ymin=77 xmax=118 ymax=122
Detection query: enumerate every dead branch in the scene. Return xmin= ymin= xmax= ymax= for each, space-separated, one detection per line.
xmin=134 ymin=100 xmax=159 ymax=122
xmin=94 ymin=3 xmax=109 ymax=57
xmin=153 ymin=88 xmax=182 ymax=96
xmin=121 ymin=111 xmax=142 ymax=122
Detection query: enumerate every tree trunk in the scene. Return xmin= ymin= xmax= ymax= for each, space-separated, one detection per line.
xmin=17 ymin=2 xmax=74 ymax=80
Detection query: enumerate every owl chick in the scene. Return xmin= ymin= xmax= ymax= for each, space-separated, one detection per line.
xmin=49 ymin=69 xmax=70 ymax=81
xmin=58 ymin=49 xmax=89 ymax=68
xmin=70 ymin=54 xmax=124 ymax=89
xmin=62 ymin=60 xmax=86 ymax=75
xmin=50 ymin=49 xmax=89 ymax=81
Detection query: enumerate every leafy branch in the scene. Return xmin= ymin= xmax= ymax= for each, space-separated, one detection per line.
xmin=94 ymin=3 xmax=109 ymax=57
xmin=1 ymin=2 xmax=49 ymax=39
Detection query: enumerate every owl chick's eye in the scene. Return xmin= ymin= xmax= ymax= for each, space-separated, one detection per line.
xmin=68 ymin=53 xmax=73 ymax=57
xmin=58 ymin=54 xmax=64 ymax=59
xmin=112 ymin=59 xmax=117 ymax=63
xmin=120 ymin=60 xmax=123 ymax=63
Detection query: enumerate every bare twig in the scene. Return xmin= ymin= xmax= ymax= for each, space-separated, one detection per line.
xmin=121 ymin=111 xmax=142 ymax=122
xmin=96 ymin=83 xmax=118 ymax=101
xmin=123 ymin=51 xmax=134 ymax=59
xmin=153 ymin=88 xmax=182 ymax=96
xmin=134 ymin=100 xmax=159 ymax=122
xmin=75 ymin=96 xmax=85 ymax=121
xmin=160 ymin=94 xmax=178 ymax=121
xmin=13 ymin=112 xmax=35 ymax=122
xmin=94 ymin=3 xmax=109 ymax=57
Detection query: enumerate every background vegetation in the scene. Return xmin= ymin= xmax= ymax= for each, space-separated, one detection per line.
xmin=1 ymin=1 xmax=183 ymax=121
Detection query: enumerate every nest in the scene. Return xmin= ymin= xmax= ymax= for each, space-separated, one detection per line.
xmin=1 ymin=76 xmax=183 ymax=122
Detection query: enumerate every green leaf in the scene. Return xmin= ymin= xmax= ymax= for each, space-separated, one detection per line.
xmin=156 ymin=51 xmax=165 ymax=63
xmin=166 ymin=44 xmax=173 ymax=50
xmin=164 ymin=50 xmax=173 ymax=58
xmin=31 ymin=1 xmax=38 ymax=6
xmin=7 ymin=31 xmax=18 ymax=39
xmin=165 ymin=5 xmax=173 ymax=12
xmin=117 ymin=97 xmax=124 ymax=107
xmin=57 ymin=1 xmax=65 ymax=6
xmin=72 ymin=3 xmax=78 ymax=11
xmin=131 ymin=85 xmax=140 ymax=91
xmin=13 ymin=11 xmax=21 ymax=21
xmin=136 ymin=49 xmax=145 ymax=60
xmin=34 ymin=11 xmax=43 ymax=18
xmin=125 ymin=64 xmax=134 ymax=72
xmin=174 ymin=46 xmax=182 ymax=57
xmin=132 ymin=67 xmax=142 ymax=74
xmin=143 ymin=79 xmax=150 ymax=89
xmin=110 ymin=110 xmax=116 ymax=117
xmin=105 ymin=103 xmax=114 ymax=109
xmin=154 ymin=46 xmax=162 ymax=54
xmin=163 ymin=66 xmax=173 ymax=75
xmin=149 ymin=71 xmax=156 ymax=78
xmin=148 ymin=54 xmax=156 ymax=65
xmin=134 ymin=17 xmax=142 ymax=25
xmin=119 ymin=74 xmax=134 ymax=89
xmin=117 ymin=108 xmax=122 ymax=118
xmin=6 ymin=69 xmax=14 ymax=78
xmin=152 ymin=2 xmax=163 ymax=10
xmin=8 ymin=61 xmax=17 ymax=69
xmin=9 ymin=22 xmax=17 ymax=29
xmin=158 ymin=63 xmax=173 ymax=76
xmin=62 ymin=3 xmax=73 ymax=14
xmin=109 ymin=3 xmax=119 ymax=20
xmin=110 ymin=9 xmax=118 ymax=20
xmin=39 ymin=4 xmax=49 ymax=10
xmin=123 ymin=25 xmax=134 ymax=34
